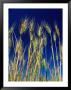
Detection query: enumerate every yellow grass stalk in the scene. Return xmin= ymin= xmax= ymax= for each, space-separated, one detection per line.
xmin=53 ymin=32 xmax=59 ymax=80
xmin=38 ymin=26 xmax=42 ymax=37
xmin=45 ymin=23 xmax=51 ymax=35
xmin=55 ymin=24 xmax=60 ymax=37
xmin=43 ymin=23 xmax=56 ymax=80
xmin=55 ymin=24 xmax=62 ymax=80
xmin=32 ymin=51 xmax=41 ymax=80
xmin=53 ymin=32 xmax=56 ymax=42
xmin=29 ymin=20 xmax=34 ymax=41
xmin=43 ymin=36 xmax=47 ymax=46
xmin=59 ymin=42 xmax=63 ymax=81
xmin=32 ymin=36 xmax=44 ymax=80
xmin=25 ymin=20 xmax=34 ymax=80
xmin=53 ymin=32 xmax=58 ymax=62
xmin=20 ymin=18 xmax=28 ymax=35
xmin=50 ymin=33 xmax=56 ymax=79
xmin=33 ymin=37 xmax=38 ymax=51
xmin=25 ymin=21 xmax=34 ymax=80
xmin=8 ymin=25 xmax=14 ymax=51
xmin=15 ymin=38 xmax=23 ymax=61
xmin=44 ymin=24 xmax=55 ymax=69
xmin=25 ymin=44 xmax=33 ymax=80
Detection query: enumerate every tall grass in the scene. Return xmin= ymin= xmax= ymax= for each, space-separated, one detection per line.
xmin=8 ymin=18 xmax=63 ymax=81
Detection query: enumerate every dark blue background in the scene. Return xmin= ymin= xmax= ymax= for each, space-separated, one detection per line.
xmin=9 ymin=9 xmax=62 ymax=80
